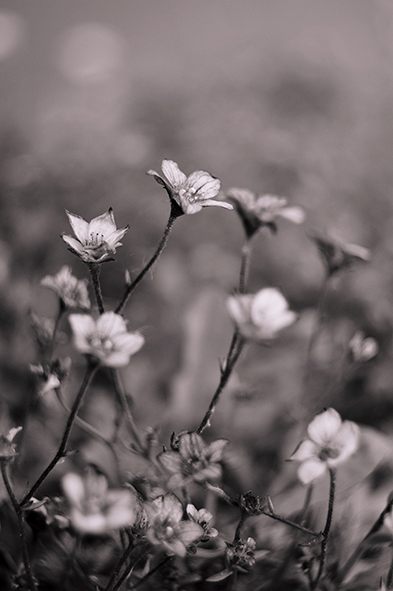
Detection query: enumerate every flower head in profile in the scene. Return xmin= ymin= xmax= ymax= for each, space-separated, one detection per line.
xmin=0 ymin=427 xmax=22 ymax=460
xmin=145 ymin=493 xmax=203 ymax=557
xmin=30 ymin=358 xmax=71 ymax=397
xmin=186 ymin=504 xmax=218 ymax=541
xmin=147 ymin=159 xmax=233 ymax=216
xmin=69 ymin=311 xmax=144 ymax=367
xmin=41 ymin=265 xmax=91 ymax=310
xmin=349 ymin=331 xmax=378 ymax=363
xmin=158 ymin=432 xmax=229 ymax=488
xmin=289 ymin=408 xmax=360 ymax=484
xmin=311 ymin=232 xmax=371 ymax=276
xmin=62 ymin=468 xmax=138 ymax=534
xmin=226 ymin=288 xmax=297 ymax=341
xmin=226 ymin=188 xmax=305 ymax=237
xmin=62 ymin=208 xmax=129 ymax=264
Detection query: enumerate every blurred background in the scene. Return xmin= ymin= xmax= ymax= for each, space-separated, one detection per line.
xmin=0 ymin=0 xmax=393 ymax=514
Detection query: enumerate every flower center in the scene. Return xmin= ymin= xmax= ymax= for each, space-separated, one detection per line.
xmin=179 ymin=187 xmax=197 ymax=204
xmin=318 ymin=446 xmax=340 ymax=461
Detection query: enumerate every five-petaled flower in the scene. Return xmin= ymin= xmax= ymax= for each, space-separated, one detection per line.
xmin=62 ymin=469 xmax=138 ymax=534
xmin=226 ymin=287 xmax=297 ymax=341
xmin=145 ymin=493 xmax=204 ymax=557
xmin=62 ymin=208 xmax=129 ymax=264
xmin=158 ymin=432 xmax=229 ymax=488
xmin=289 ymin=408 xmax=360 ymax=484
xmin=226 ymin=188 xmax=305 ymax=237
xmin=41 ymin=265 xmax=91 ymax=310
xmin=147 ymin=159 xmax=233 ymax=216
xmin=69 ymin=311 xmax=144 ymax=367
xmin=311 ymin=232 xmax=371 ymax=276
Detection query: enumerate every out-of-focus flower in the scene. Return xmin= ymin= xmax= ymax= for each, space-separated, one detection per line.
xmin=289 ymin=408 xmax=360 ymax=484
xmin=186 ymin=504 xmax=218 ymax=541
xmin=158 ymin=432 xmax=228 ymax=487
xmin=69 ymin=311 xmax=144 ymax=367
xmin=30 ymin=358 xmax=71 ymax=396
xmin=62 ymin=208 xmax=129 ymax=264
xmin=30 ymin=312 xmax=55 ymax=352
xmin=62 ymin=469 xmax=138 ymax=534
xmin=349 ymin=331 xmax=378 ymax=363
xmin=226 ymin=537 xmax=256 ymax=571
xmin=311 ymin=233 xmax=371 ymax=276
xmin=226 ymin=288 xmax=297 ymax=341
xmin=226 ymin=188 xmax=305 ymax=237
xmin=0 ymin=427 xmax=22 ymax=460
xmin=145 ymin=493 xmax=203 ymax=557
xmin=147 ymin=159 xmax=232 ymax=216
xmin=41 ymin=266 xmax=90 ymax=310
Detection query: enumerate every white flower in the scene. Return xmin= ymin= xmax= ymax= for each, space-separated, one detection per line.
xmin=147 ymin=159 xmax=233 ymax=215
xmin=227 ymin=188 xmax=305 ymax=237
xmin=69 ymin=311 xmax=144 ymax=367
xmin=349 ymin=331 xmax=378 ymax=362
xmin=226 ymin=288 xmax=297 ymax=341
xmin=290 ymin=408 xmax=360 ymax=484
xmin=311 ymin=232 xmax=371 ymax=276
xmin=62 ymin=208 xmax=129 ymax=264
xmin=41 ymin=265 xmax=91 ymax=309
xmin=62 ymin=470 xmax=138 ymax=534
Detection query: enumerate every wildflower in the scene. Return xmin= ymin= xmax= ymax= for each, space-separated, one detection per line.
xmin=311 ymin=232 xmax=371 ymax=276
xmin=69 ymin=311 xmax=144 ymax=367
xmin=147 ymin=159 xmax=233 ymax=216
xmin=30 ymin=358 xmax=71 ymax=396
xmin=349 ymin=331 xmax=378 ymax=363
xmin=186 ymin=504 xmax=218 ymax=540
xmin=227 ymin=188 xmax=305 ymax=237
xmin=226 ymin=536 xmax=257 ymax=571
xmin=226 ymin=287 xmax=297 ymax=341
xmin=30 ymin=312 xmax=55 ymax=352
xmin=0 ymin=427 xmax=22 ymax=460
xmin=239 ymin=491 xmax=266 ymax=516
xmin=41 ymin=266 xmax=90 ymax=310
xmin=62 ymin=469 xmax=138 ymax=534
xmin=145 ymin=493 xmax=203 ymax=557
xmin=289 ymin=408 xmax=360 ymax=484
xmin=62 ymin=208 xmax=129 ymax=264
xmin=158 ymin=432 xmax=229 ymax=487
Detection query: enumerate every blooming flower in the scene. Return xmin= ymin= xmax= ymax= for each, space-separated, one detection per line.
xmin=186 ymin=504 xmax=218 ymax=541
xmin=226 ymin=287 xmax=297 ymax=341
xmin=147 ymin=159 xmax=233 ymax=215
xmin=289 ymin=408 xmax=360 ymax=484
xmin=69 ymin=311 xmax=144 ymax=367
xmin=349 ymin=331 xmax=378 ymax=363
xmin=226 ymin=537 xmax=257 ymax=571
xmin=41 ymin=266 xmax=91 ymax=310
xmin=226 ymin=188 xmax=305 ymax=237
xmin=145 ymin=493 xmax=203 ymax=557
xmin=62 ymin=208 xmax=129 ymax=264
xmin=158 ymin=432 xmax=229 ymax=487
xmin=0 ymin=426 xmax=22 ymax=460
xmin=311 ymin=232 xmax=371 ymax=276
xmin=62 ymin=469 xmax=138 ymax=534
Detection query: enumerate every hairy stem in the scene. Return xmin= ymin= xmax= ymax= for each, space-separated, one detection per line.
xmin=116 ymin=213 xmax=176 ymax=314
xmin=88 ymin=263 xmax=105 ymax=314
xmin=1 ymin=461 xmax=37 ymax=591
xmin=21 ymin=361 xmax=99 ymax=505
xmin=239 ymin=237 xmax=252 ymax=294
xmin=312 ymin=468 xmax=336 ymax=589
xmin=262 ymin=509 xmax=320 ymax=537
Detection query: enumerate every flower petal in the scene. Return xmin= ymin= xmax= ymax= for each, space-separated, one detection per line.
xmin=200 ymin=199 xmax=233 ymax=210
xmin=298 ymin=458 xmax=327 ymax=484
xmin=175 ymin=521 xmax=204 ymax=545
xmin=88 ymin=208 xmax=117 ymax=239
xmin=327 ymin=421 xmax=360 ymax=467
xmin=206 ymin=439 xmax=229 ymax=462
xmin=186 ymin=171 xmax=221 ymax=200
xmin=161 ymin=160 xmax=187 ymax=189
xmin=112 ymin=332 xmax=145 ymax=356
xmin=96 ymin=312 xmax=127 ymax=338
xmin=62 ymin=473 xmax=86 ymax=508
xmin=178 ymin=433 xmax=206 ymax=461
xmin=158 ymin=451 xmax=185 ymax=474
xmin=65 ymin=211 xmax=89 ymax=243
xmin=62 ymin=234 xmax=85 ymax=255
xmin=226 ymin=188 xmax=256 ymax=210
xmin=278 ymin=206 xmax=306 ymax=224
xmin=69 ymin=314 xmax=96 ymax=353
xmin=307 ymin=408 xmax=342 ymax=446
xmin=289 ymin=439 xmax=319 ymax=462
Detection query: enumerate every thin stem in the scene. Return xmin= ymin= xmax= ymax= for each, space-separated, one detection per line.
xmin=105 ymin=537 xmax=137 ymax=591
xmin=88 ymin=263 xmax=105 ymax=314
xmin=239 ymin=238 xmax=252 ymax=294
xmin=204 ymin=482 xmax=238 ymax=506
xmin=111 ymin=369 xmax=146 ymax=455
xmin=115 ymin=214 xmax=176 ymax=314
xmin=312 ymin=468 xmax=336 ymax=589
xmin=21 ymin=361 xmax=99 ymax=505
xmin=262 ymin=510 xmax=320 ymax=537
xmin=1 ymin=461 xmax=37 ymax=591
xmin=300 ymin=484 xmax=314 ymax=524
xmin=196 ymin=334 xmax=245 ymax=434
xmin=387 ymin=550 xmax=393 ymax=588
xmin=233 ymin=511 xmax=247 ymax=544
xmin=128 ymin=555 xmax=173 ymax=590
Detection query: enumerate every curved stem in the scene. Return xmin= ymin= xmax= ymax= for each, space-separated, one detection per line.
xmin=312 ymin=468 xmax=336 ymax=589
xmin=20 ymin=361 xmax=99 ymax=505
xmin=88 ymin=263 xmax=105 ymax=314
xmin=196 ymin=333 xmax=245 ymax=434
xmin=239 ymin=238 xmax=252 ymax=294
xmin=111 ymin=369 xmax=146 ymax=456
xmin=262 ymin=509 xmax=320 ymax=537
xmin=1 ymin=461 xmax=37 ymax=591
xmin=387 ymin=550 xmax=393 ymax=588
xmin=233 ymin=511 xmax=247 ymax=544
xmin=115 ymin=214 xmax=176 ymax=314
